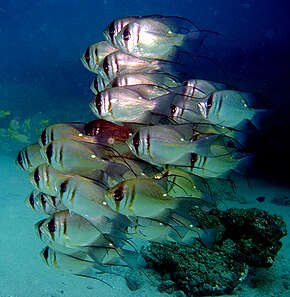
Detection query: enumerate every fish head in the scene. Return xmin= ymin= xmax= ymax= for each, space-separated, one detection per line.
xmin=104 ymin=182 xmax=128 ymax=215
xmin=80 ymin=45 xmax=94 ymax=72
xmin=89 ymin=91 xmax=111 ymax=119
xmin=116 ymin=22 xmax=140 ymax=55
xmin=25 ymin=191 xmax=55 ymax=214
xmin=35 ymin=212 xmax=67 ymax=245
xmin=103 ymin=17 xmax=139 ymax=46
xmin=29 ymin=164 xmax=48 ymax=191
xmin=126 ymin=130 xmax=144 ymax=159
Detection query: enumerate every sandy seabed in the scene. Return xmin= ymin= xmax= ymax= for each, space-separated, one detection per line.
xmin=1 ymin=153 xmax=290 ymax=297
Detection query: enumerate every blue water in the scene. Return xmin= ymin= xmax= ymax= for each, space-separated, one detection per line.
xmin=1 ymin=1 xmax=290 ymax=296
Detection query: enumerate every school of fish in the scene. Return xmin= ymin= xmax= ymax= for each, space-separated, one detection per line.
xmin=17 ymin=15 xmax=269 ymax=284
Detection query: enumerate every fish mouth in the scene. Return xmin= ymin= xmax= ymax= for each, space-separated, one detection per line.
xmin=34 ymin=219 xmax=47 ymax=242
xmin=89 ymin=102 xmax=98 ymax=116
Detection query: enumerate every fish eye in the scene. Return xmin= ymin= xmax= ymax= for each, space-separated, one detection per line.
xmin=191 ymin=153 xmax=198 ymax=164
xmin=108 ymin=22 xmax=115 ymax=36
xmin=46 ymin=143 xmax=53 ymax=164
xmin=84 ymin=46 xmax=90 ymax=64
xmin=29 ymin=193 xmax=35 ymax=208
xmin=132 ymin=131 xmax=141 ymax=155
xmin=59 ymin=180 xmax=68 ymax=194
xmin=113 ymin=189 xmax=124 ymax=201
xmin=95 ymin=93 xmax=102 ymax=114
xmin=40 ymin=129 xmax=47 ymax=146
xmin=93 ymin=77 xmax=99 ymax=92
xmin=122 ymin=28 xmax=131 ymax=41
xmin=47 ymin=218 xmax=56 ymax=233
xmin=171 ymin=104 xmax=177 ymax=116
xmin=102 ymin=56 xmax=110 ymax=75
xmin=34 ymin=168 xmax=41 ymax=185
xmin=207 ymin=94 xmax=213 ymax=109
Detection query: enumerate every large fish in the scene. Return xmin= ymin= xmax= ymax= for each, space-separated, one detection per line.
xmin=111 ymin=15 xmax=206 ymax=60
xmin=81 ymin=41 xmax=118 ymax=73
xmin=16 ymin=143 xmax=45 ymax=172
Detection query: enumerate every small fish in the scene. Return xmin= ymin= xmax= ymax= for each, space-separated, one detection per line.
xmin=0 ymin=109 xmax=10 ymax=118
xmin=36 ymin=210 xmax=114 ymax=248
xmin=150 ymin=89 xmax=268 ymax=128
xmin=105 ymin=177 xmax=204 ymax=223
xmin=16 ymin=143 xmax=45 ymax=172
xmin=174 ymin=152 xmax=252 ymax=178
xmin=107 ymin=72 xmax=182 ymax=90
xmin=29 ymin=164 xmax=74 ymax=196
xmin=57 ymin=175 xmax=131 ymax=228
xmin=40 ymin=247 xmax=116 ymax=283
xmin=103 ymin=16 xmax=142 ymax=46
xmin=81 ymin=41 xmax=118 ymax=73
xmin=89 ymin=88 xmax=155 ymax=123
xmin=39 ymin=122 xmax=88 ymax=147
xmin=256 ymin=196 xmax=266 ymax=203
xmin=153 ymin=167 xmax=205 ymax=198
xmin=127 ymin=124 xmax=237 ymax=166
xmin=181 ymin=79 xmax=233 ymax=98
xmin=96 ymin=50 xmax=192 ymax=83
xmin=112 ymin=15 xmax=206 ymax=60
xmin=40 ymin=139 xmax=134 ymax=181
xmin=90 ymin=74 xmax=111 ymax=94
xmin=25 ymin=190 xmax=65 ymax=214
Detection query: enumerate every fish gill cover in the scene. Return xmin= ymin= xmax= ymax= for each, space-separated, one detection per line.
xmin=16 ymin=14 xmax=287 ymax=296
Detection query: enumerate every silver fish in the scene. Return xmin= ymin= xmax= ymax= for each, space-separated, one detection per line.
xmin=16 ymin=143 xmax=45 ymax=172
xmin=127 ymin=124 xmax=236 ymax=166
xmin=89 ymin=87 xmax=155 ymax=123
xmin=103 ymin=16 xmax=142 ymax=46
xmin=182 ymin=79 xmax=233 ymax=98
xmin=39 ymin=122 xmax=90 ymax=147
xmin=96 ymin=50 xmax=192 ymax=83
xmin=29 ymin=163 xmax=74 ymax=196
xmin=174 ymin=152 xmax=251 ymax=178
xmin=36 ymin=210 xmax=113 ymax=247
xmin=107 ymin=72 xmax=182 ymax=89
xmin=113 ymin=15 xmax=205 ymax=60
xmin=40 ymin=139 xmax=134 ymax=181
xmin=104 ymin=177 xmax=204 ymax=223
xmin=81 ymin=41 xmax=118 ymax=73
xmin=25 ymin=190 xmax=65 ymax=214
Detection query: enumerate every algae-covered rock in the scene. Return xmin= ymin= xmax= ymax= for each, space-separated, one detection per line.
xmin=142 ymin=240 xmax=248 ymax=296
xmin=141 ymin=207 xmax=287 ymax=296
xmin=216 ymin=208 xmax=287 ymax=267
